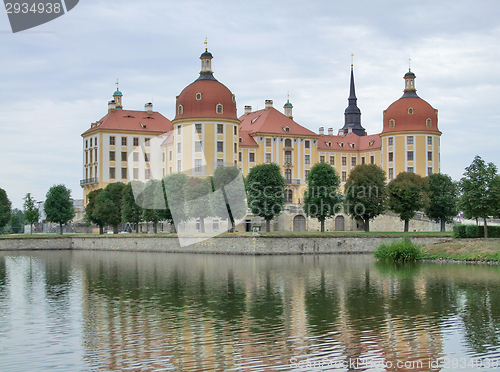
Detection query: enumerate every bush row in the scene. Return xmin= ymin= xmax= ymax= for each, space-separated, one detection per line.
xmin=453 ymin=224 xmax=500 ymax=238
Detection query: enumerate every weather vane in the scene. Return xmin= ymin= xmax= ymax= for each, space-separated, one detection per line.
xmin=409 ymin=58 xmax=411 ymax=71
xmin=204 ymin=37 xmax=208 ymax=51
xmin=116 ymin=78 xmax=119 ymax=90
xmin=351 ymin=53 xmax=354 ymax=66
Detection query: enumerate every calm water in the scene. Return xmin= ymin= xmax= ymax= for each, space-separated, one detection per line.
xmin=1 ymin=252 xmax=500 ymax=371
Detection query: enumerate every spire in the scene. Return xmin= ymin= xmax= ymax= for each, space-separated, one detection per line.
xmin=283 ymin=93 xmax=293 ymax=118
xmin=341 ymin=64 xmax=366 ymax=136
xmin=113 ymin=79 xmax=123 ymax=109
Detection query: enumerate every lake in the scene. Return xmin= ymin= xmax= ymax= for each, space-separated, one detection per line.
xmin=1 ymin=251 xmax=500 ymax=371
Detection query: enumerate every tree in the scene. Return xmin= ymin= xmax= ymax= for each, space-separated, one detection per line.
xmin=94 ymin=182 xmax=126 ymax=234
xmin=459 ymin=156 xmax=500 ymax=238
xmin=23 ymin=193 xmax=39 ymax=234
xmin=162 ymin=172 xmax=189 ymax=231
xmin=121 ymin=182 xmax=143 ymax=233
xmin=141 ymin=179 xmax=164 ymax=233
xmin=246 ymin=163 xmax=285 ymax=232
xmin=344 ymin=164 xmax=386 ymax=232
xmin=212 ymin=166 xmax=247 ymax=232
xmin=10 ymin=214 xmax=22 ymax=234
xmin=44 ymin=184 xmax=75 ymax=235
xmin=425 ymin=173 xmax=458 ymax=232
xmin=303 ymin=162 xmax=342 ymax=232
xmin=387 ymin=172 xmax=428 ymax=232
xmin=84 ymin=189 xmax=105 ymax=234
xmin=185 ymin=177 xmax=213 ymax=233
xmin=0 ymin=188 xmax=11 ymax=233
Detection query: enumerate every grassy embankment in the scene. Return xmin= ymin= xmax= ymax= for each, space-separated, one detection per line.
xmin=420 ymin=239 xmax=500 ymax=262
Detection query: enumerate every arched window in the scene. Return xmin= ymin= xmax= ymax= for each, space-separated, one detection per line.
xmin=285 ymin=150 xmax=292 ymax=164
xmin=178 ymin=105 xmax=183 ymax=115
xmin=426 ymin=118 xmax=431 ymax=127
xmin=284 ymin=138 xmax=292 ymax=148
xmin=216 ymin=104 xmax=223 ymax=114
xmin=390 ymin=119 xmax=395 ymax=128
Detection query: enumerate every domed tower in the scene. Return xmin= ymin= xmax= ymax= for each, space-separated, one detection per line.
xmin=380 ymin=69 xmax=441 ymax=181
xmin=170 ymin=47 xmax=240 ymax=176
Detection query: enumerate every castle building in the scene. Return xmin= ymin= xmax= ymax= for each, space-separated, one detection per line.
xmin=80 ymin=48 xmax=441 ymax=230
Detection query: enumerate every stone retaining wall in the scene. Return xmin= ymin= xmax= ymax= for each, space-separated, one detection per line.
xmin=0 ymin=236 xmax=452 ymax=255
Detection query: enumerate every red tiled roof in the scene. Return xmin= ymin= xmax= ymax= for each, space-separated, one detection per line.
xmin=382 ymin=97 xmax=440 ymax=134
xmin=238 ymin=130 xmax=258 ymax=147
xmin=160 ymin=131 xmax=174 ymax=147
xmin=81 ymin=110 xmax=173 ymax=136
xmin=317 ymin=132 xmax=381 ymax=151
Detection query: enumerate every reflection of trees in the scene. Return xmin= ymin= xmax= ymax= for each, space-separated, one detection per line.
xmin=210 ymin=269 xmax=246 ymax=323
xmin=305 ymin=268 xmax=338 ymax=335
xmin=249 ymin=271 xmax=283 ymax=333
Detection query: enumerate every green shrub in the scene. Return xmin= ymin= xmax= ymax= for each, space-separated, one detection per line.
xmin=465 ymin=225 xmax=484 ymax=238
xmin=373 ymin=239 xmax=421 ymax=262
xmin=487 ymin=226 xmax=500 ymax=238
xmin=453 ymin=225 xmax=467 ymax=239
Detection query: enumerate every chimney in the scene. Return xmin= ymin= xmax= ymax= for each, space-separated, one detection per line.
xmin=108 ymin=100 xmax=116 ymax=113
xmin=319 ymin=127 xmax=324 ymax=136
xmin=265 ymin=100 xmax=273 ymax=110
xmin=328 ymin=127 xmax=333 ymax=136
xmin=244 ymin=105 xmax=252 ymax=115
xmin=145 ymin=102 xmax=153 ymax=115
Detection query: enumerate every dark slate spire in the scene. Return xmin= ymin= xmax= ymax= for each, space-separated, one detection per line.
xmin=341 ymin=65 xmax=366 ymax=136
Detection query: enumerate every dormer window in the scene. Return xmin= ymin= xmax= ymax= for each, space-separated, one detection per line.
xmin=251 ymin=116 xmax=260 ymax=124
xmin=327 ymin=141 xmax=332 ymax=147
xmin=239 ymin=137 xmax=242 ymax=143
xmin=338 ymin=142 xmax=344 ymax=147
xmin=284 ymin=126 xmax=290 ymax=132
xmin=408 ymin=107 xmax=414 ymax=115
xmin=368 ymin=141 xmax=374 ymax=147
xmin=349 ymin=143 xmax=355 ymax=148
xmin=231 ymin=94 xmax=235 ymax=102
xmin=216 ymin=104 xmax=223 ymax=114
xmin=390 ymin=119 xmax=395 ymax=128
xmin=178 ymin=105 xmax=183 ymax=115
xmin=196 ymin=92 xmax=202 ymax=100
xmin=426 ymin=118 xmax=431 ymax=127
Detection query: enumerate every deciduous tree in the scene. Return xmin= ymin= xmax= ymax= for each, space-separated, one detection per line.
xmin=425 ymin=173 xmax=458 ymax=232
xmin=185 ymin=177 xmax=213 ymax=233
xmin=84 ymin=189 xmax=105 ymax=234
xmin=121 ymin=182 xmax=143 ymax=233
xmin=44 ymin=184 xmax=75 ymax=235
xmin=94 ymin=182 xmax=126 ymax=234
xmin=23 ymin=193 xmax=39 ymax=234
xmin=0 ymin=188 xmax=11 ymax=233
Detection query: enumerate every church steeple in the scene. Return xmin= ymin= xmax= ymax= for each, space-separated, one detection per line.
xmin=340 ymin=65 xmax=366 ymax=136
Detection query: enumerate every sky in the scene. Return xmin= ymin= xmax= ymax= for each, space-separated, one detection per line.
xmin=1 ymin=0 xmax=500 ymax=209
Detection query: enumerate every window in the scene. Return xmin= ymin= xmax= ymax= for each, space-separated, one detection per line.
xmin=249 ymin=153 xmax=255 ymax=162
xmin=388 ymin=152 xmax=394 ymax=162
xmin=169 ymin=151 xmax=172 ymax=161
xmin=427 ymin=136 xmax=432 ymax=145
xmin=285 ymin=139 xmax=292 ymax=148
xmin=216 ymin=104 xmax=223 ymax=114
xmin=407 ymin=167 xmax=414 ymax=173
xmin=95 ymin=148 xmax=97 ymax=160
xmin=305 ymin=170 xmax=309 ymax=179
xmin=266 ymin=153 xmax=271 ymax=163
xmin=217 ymin=124 xmax=224 ymax=134
xmin=305 ymin=140 xmax=310 ymax=148
xmin=370 ymin=156 xmax=374 ymax=164
xmin=162 ymin=152 xmax=165 ymax=162
xmin=90 ymin=138 xmax=93 ymax=147
xmin=133 ymin=168 xmax=139 ymax=180
xmin=285 ymin=150 xmax=292 ymax=163
xmin=428 ymin=167 xmax=433 ymax=176
xmin=390 ymin=119 xmax=395 ymax=128
xmin=426 ymin=118 xmax=431 ymax=127
xmin=234 ymin=126 xmax=237 ymax=135
xmin=284 ymin=127 xmax=290 ymax=132
xmin=145 ymin=138 xmax=150 ymax=147
xmin=217 ymin=141 xmax=224 ymax=152
xmin=342 ymin=171 xmax=347 ymax=182
xmin=408 ymin=107 xmax=414 ymax=115
xmin=342 ymin=156 xmax=347 ymax=166
xmin=330 ymin=156 xmax=335 ymax=165
xmin=217 ymin=159 xmax=223 ymax=168
xmin=121 ymin=167 xmax=127 ymax=179
xmin=351 ymin=157 xmax=356 ymax=166
xmin=195 ymin=141 xmax=202 ymax=152
xmin=177 ymin=142 xmax=182 ymax=153
xmin=145 ymin=168 xmax=151 ymax=179
xmin=266 ymin=138 xmax=272 ymax=147
xmin=320 ymin=156 xmax=325 ymax=163
xmin=389 ymin=168 xmax=394 ymax=179
xmin=428 ymin=151 xmax=433 ymax=161
xmin=361 ymin=157 xmax=365 ymax=165
xmin=88 ymin=151 xmax=92 ymax=163
xmin=178 ymin=105 xmax=183 ymax=115
xmin=85 ymin=151 xmax=88 ymax=164
xmin=177 ymin=126 xmax=181 ymax=135
xmin=234 ymin=143 xmax=237 ymax=153
xmin=109 ymin=151 xmax=115 ymax=161
xmin=121 ymin=151 xmax=127 ymax=162
xmin=239 ymin=152 xmax=242 ymax=161
xmin=177 ymin=160 xmax=181 ymax=172
xmin=305 ymin=155 xmax=310 ymax=164
xmin=109 ymin=167 xmax=116 ymax=179
xmin=407 ymin=136 xmax=414 ymax=145
xmin=89 ymin=167 xmax=92 ymax=178
xmin=195 ymin=159 xmax=202 ymax=172
xmin=85 ymin=140 xmax=88 ymax=149
xmin=133 ymin=152 xmax=139 ymax=162
xmin=388 ymin=137 xmax=394 ymax=146
xmin=407 ymin=151 xmax=414 ymax=161
xmin=195 ymin=124 xmax=202 ymax=133
xmin=196 ymin=92 xmax=202 ymax=100
xmin=121 ymin=137 xmax=127 ymax=146
xmin=110 ymin=136 xmax=115 ymax=146
xmin=145 ymin=153 xmax=151 ymax=162
xmin=133 ymin=137 xmax=139 ymax=147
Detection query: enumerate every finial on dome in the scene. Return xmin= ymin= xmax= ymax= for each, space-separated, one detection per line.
xmin=204 ymin=37 xmax=208 ymax=51
xmin=351 ymin=53 xmax=354 ymax=67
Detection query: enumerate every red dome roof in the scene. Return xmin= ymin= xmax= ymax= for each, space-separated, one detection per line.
xmin=382 ymin=97 xmax=440 ymax=134
xmin=174 ymin=79 xmax=237 ymax=121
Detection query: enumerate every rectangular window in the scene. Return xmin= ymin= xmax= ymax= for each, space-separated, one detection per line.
xmin=285 ymin=151 xmax=292 ymax=163
xmin=133 ymin=168 xmax=139 ymax=180
xmin=239 ymin=152 xmax=242 ymax=162
xmin=266 ymin=138 xmax=272 ymax=147
xmin=388 ymin=137 xmax=393 ymax=146
xmin=305 ymin=155 xmax=310 ymax=164
xmin=265 ymin=153 xmax=271 ymax=163
xmin=305 ymin=170 xmax=309 ymax=179
xmin=177 ymin=126 xmax=181 ymax=135
xmin=169 ymin=151 xmax=172 ymax=161
xmin=109 ymin=151 xmax=115 ymax=161
xmin=427 ymin=136 xmax=432 ymax=145
xmin=145 ymin=168 xmax=151 ymax=179
xmin=162 ymin=152 xmax=165 ymax=162
xmin=177 ymin=142 xmax=181 ymax=153
xmin=133 ymin=152 xmax=139 ymax=162
xmin=320 ymin=156 xmax=325 ymax=163
xmin=342 ymin=156 xmax=347 ymax=166
xmin=351 ymin=157 xmax=356 ymax=166
xmin=389 ymin=168 xmax=394 ymax=179
xmin=217 ymin=124 xmax=224 ymax=133
xmin=109 ymin=167 xmax=115 ymax=179
xmin=428 ymin=167 xmax=433 ymax=176
xmin=234 ymin=126 xmax=237 ymax=135
xmin=177 ymin=160 xmax=181 ymax=171
xmin=85 ymin=151 xmax=88 ymax=164
xmin=217 ymin=159 xmax=223 ymax=168
xmin=388 ymin=152 xmax=394 ymax=162
xmin=121 ymin=151 xmax=127 ymax=162
xmin=217 ymin=141 xmax=224 ymax=152
xmin=110 ymin=136 xmax=115 ymax=146
xmin=428 ymin=151 xmax=432 ymax=161
xmin=330 ymin=156 xmax=335 ymax=165
xmin=195 ymin=159 xmax=202 ymax=172
xmin=133 ymin=137 xmax=139 ymax=147
xmin=89 ymin=151 xmax=93 ymax=163
xmin=145 ymin=153 xmax=151 ymax=162
xmin=95 ymin=148 xmax=97 ymax=160
xmin=121 ymin=167 xmax=127 ymax=179
xmin=361 ymin=157 xmax=365 ymax=165
xmin=95 ymin=137 xmax=98 ymax=146
xmin=195 ymin=141 xmax=202 ymax=152
xmin=249 ymin=153 xmax=255 ymax=162
xmin=407 ymin=167 xmax=414 ymax=173
xmin=121 ymin=136 xmax=127 ymax=146
xmin=370 ymin=156 xmax=374 ymax=164
xmin=90 ymin=138 xmax=93 ymax=147
xmin=145 ymin=138 xmax=150 ymax=147
xmin=407 ymin=136 xmax=414 ymax=145
xmin=195 ymin=124 xmax=202 ymax=133
xmin=85 ymin=140 xmax=88 ymax=149
xmin=342 ymin=171 xmax=347 ymax=182
xmin=305 ymin=140 xmax=310 ymax=148
xmin=407 ymin=151 xmax=414 ymax=161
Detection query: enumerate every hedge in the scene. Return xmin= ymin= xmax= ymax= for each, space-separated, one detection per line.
xmin=454 ymin=224 xmax=500 ymax=238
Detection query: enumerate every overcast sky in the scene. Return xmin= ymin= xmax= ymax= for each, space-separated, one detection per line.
xmin=1 ymin=0 xmax=499 ymax=209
